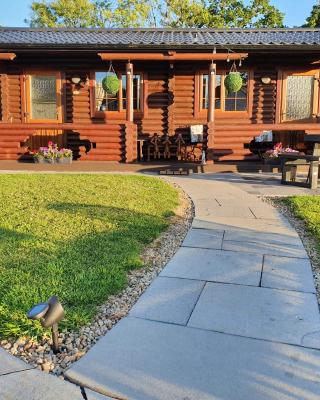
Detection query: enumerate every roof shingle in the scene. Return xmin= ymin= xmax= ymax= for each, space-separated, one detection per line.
xmin=0 ymin=27 xmax=320 ymax=49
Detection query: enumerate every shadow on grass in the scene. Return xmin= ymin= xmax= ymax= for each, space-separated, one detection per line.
xmin=0 ymin=203 xmax=171 ymax=339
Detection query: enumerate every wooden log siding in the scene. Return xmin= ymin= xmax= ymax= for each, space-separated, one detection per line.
xmin=251 ymin=70 xmax=277 ymax=124
xmin=0 ymin=74 xmax=3 ymax=121
xmin=66 ymin=73 xmax=92 ymax=123
xmin=0 ymin=54 xmax=319 ymax=162
xmin=67 ymin=125 xmax=125 ymax=161
xmin=7 ymin=72 xmax=22 ymax=123
xmin=141 ymin=69 xmax=169 ymax=136
xmin=0 ymin=123 xmax=125 ymax=161
xmin=173 ymin=69 xmax=196 ymax=139
xmin=167 ymin=65 xmax=175 ymax=136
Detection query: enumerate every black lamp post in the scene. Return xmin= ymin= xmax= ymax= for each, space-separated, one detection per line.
xmin=27 ymin=296 xmax=65 ymax=353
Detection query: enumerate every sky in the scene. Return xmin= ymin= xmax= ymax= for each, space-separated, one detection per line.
xmin=0 ymin=0 xmax=318 ymax=28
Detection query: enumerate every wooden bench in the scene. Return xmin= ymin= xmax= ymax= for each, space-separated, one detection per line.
xmin=280 ymin=136 xmax=320 ymax=189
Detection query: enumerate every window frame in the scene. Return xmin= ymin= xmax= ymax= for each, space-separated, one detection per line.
xmin=24 ymin=70 xmax=63 ymax=123
xmin=278 ymin=68 xmax=320 ymax=123
xmin=195 ymin=69 xmax=253 ymax=118
xmin=90 ymin=70 xmax=144 ymax=119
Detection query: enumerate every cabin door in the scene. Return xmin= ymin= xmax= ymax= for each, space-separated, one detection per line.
xmin=24 ymin=71 xmax=65 ymax=148
xmin=281 ymin=70 xmax=319 ymax=123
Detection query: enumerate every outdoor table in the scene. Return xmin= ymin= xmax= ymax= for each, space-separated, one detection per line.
xmin=280 ymin=153 xmax=320 ymax=189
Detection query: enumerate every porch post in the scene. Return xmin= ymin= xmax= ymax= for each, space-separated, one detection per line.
xmin=126 ymin=62 xmax=133 ymax=122
xmin=206 ymin=62 xmax=216 ymax=163
xmin=124 ymin=62 xmax=137 ymax=162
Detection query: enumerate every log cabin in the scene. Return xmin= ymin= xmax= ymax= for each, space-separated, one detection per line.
xmin=0 ymin=27 xmax=320 ymax=163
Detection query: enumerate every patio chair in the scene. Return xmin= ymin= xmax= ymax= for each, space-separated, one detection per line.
xmin=147 ymin=133 xmax=162 ymax=161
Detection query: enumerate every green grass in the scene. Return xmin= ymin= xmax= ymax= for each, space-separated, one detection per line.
xmin=282 ymin=195 xmax=320 ymax=249
xmin=0 ymin=174 xmax=179 ymax=340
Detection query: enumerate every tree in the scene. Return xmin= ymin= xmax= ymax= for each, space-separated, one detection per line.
xmin=27 ymin=0 xmax=284 ymax=28
xmin=112 ymin=0 xmax=155 ymax=27
xmin=164 ymin=0 xmax=284 ymax=28
xmin=27 ymin=0 xmax=104 ymax=27
xmin=304 ymin=3 xmax=320 ymax=27
xmin=26 ymin=0 xmax=154 ymax=28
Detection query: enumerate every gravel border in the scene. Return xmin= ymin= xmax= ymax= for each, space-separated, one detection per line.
xmin=266 ymin=197 xmax=320 ymax=305
xmin=0 ymin=181 xmax=193 ymax=376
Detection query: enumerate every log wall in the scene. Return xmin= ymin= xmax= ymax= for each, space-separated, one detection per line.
xmin=0 ymin=52 xmax=318 ymax=161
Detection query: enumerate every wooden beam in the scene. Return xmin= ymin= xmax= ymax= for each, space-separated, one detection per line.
xmin=98 ymin=52 xmax=248 ymax=61
xmin=0 ymin=53 xmax=16 ymax=61
xmin=126 ymin=62 xmax=133 ymax=122
xmin=207 ymin=63 xmax=216 ymax=163
xmin=208 ymin=63 xmax=216 ymax=123
xmin=1 ymin=122 xmax=319 ymax=134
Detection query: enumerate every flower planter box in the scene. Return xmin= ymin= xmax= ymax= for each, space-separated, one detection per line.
xmin=34 ymin=157 xmax=55 ymax=164
xmin=56 ymin=157 xmax=73 ymax=165
xmin=32 ymin=142 xmax=73 ymax=165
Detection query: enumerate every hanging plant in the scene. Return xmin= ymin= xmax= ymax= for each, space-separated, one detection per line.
xmin=224 ymin=72 xmax=243 ymax=93
xmin=102 ymin=73 xmax=120 ymax=96
xmin=224 ymin=62 xmax=243 ymax=93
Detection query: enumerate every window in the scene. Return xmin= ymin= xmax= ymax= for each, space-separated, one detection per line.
xmin=200 ymin=71 xmax=248 ymax=112
xmin=94 ymin=72 xmax=142 ymax=113
xmin=225 ymin=72 xmax=248 ymax=111
xmin=201 ymin=74 xmax=222 ymax=110
xmin=281 ymin=70 xmax=319 ymax=122
xmin=25 ymin=72 xmax=62 ymax=122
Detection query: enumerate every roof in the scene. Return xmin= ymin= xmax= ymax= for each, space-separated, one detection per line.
xmin=0 ymin=27 xmax=320 ymax=50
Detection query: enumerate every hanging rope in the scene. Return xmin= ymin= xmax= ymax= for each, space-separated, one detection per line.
xmin=107 ymin=61 xmax=116 ymax=75
xmin=229 ymin=61 xmax=238 ymax=73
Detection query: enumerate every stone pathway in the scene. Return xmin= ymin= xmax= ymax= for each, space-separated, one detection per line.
xmin=65 ymin=174 xmax=320 ymax=400
xmin=0 ymin=347 xmax=109 ymax=399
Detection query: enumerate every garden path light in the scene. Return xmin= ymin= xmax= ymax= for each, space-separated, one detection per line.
xmin=27 ymin=296 xmax=65 ymax=354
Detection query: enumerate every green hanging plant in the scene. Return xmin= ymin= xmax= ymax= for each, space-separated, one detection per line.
xmin=102 ymin=73 xmax=120 ymax=95
xmin=224 ymin=72 xmax=243 ymax=93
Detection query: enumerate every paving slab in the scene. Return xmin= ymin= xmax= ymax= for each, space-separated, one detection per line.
xmin=0 ymin=348 xmax=34 ymax=375
xmin=195 ymin=201 xmax=256 ymax=219
xmin=262 ymin=255 xmax=316 ymax=293
xmin=129 ymin=277 xmax=204 ymax=325
xmin=213 ymin=198 xmax=281 ymax=219
xmin=160 ymin=247 xmax=262 ymax=286
xmin=249 ymin=205 xmax=282 ymax=220
xmin=192 ymin=217 xmax=298 ymax=236
xmin=188 ymin=282 xmax=320 ymax=348
xmin=0 ymin=367 xmax=84 ymax=400
xmin=222 ymin=239 xmax=308 ymax=258
xmin=181 ymin=228 xmax=223 ymax=249
xmin=65 ymin=317 xmax=320 ymax=400
xmin=223 ymin=229 xmax=303 ymax=247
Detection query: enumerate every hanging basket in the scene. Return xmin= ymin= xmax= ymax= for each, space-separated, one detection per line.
xmin=224 ymin=72 xmax=243 ymax=93
xmin=102 ymin=73 xmax=120 ymax=96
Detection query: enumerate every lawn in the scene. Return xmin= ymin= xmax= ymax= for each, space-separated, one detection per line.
xmin=283 ymin=195 xmax=320 ymax=248
xmin=0 ymin=174 xmax=179 ymax=340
